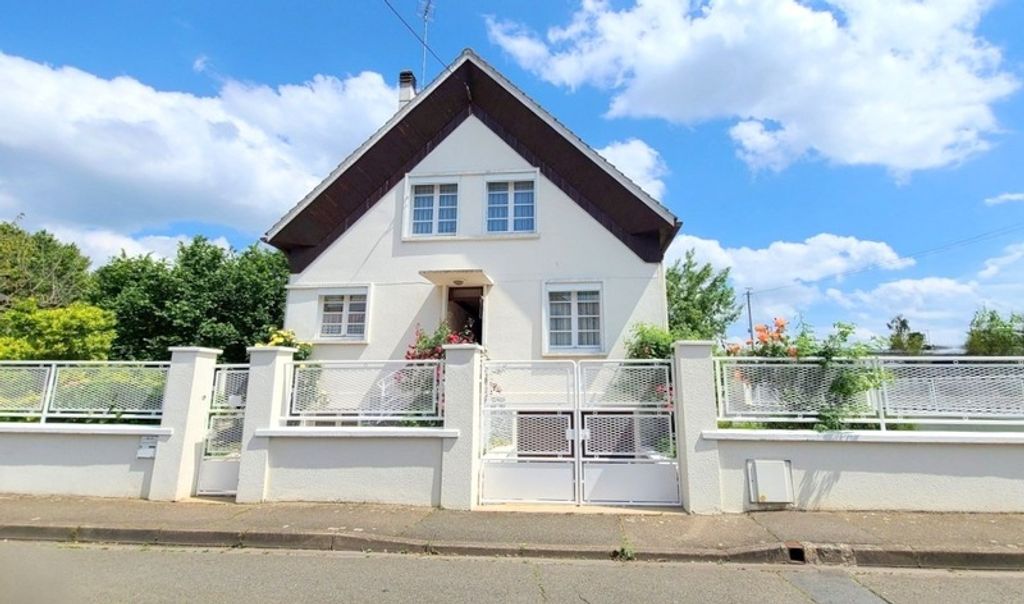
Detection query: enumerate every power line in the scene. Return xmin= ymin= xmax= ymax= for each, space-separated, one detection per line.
xmin=747 ymin=219 xmax=1024 ymax=296
xmin=381 ymin=0 xmax=449 ymax=73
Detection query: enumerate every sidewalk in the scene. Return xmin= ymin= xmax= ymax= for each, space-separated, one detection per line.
xmin=1 ymin=495 xmax=1023 ymax=569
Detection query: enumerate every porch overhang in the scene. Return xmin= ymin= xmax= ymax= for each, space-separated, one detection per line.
xmin=419 ymin=269 xmax=494 ymax=288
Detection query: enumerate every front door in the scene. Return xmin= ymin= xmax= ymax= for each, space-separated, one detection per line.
xmin=479 ymin=360 xmax=680 ymax=506
xmin=447 ymin=286 xmax=483 ymax=343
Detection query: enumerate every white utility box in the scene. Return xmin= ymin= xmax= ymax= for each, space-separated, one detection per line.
xmin=747 ymin=459 xmax=794 ymax=504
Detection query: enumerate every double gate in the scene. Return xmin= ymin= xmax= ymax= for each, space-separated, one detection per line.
xmin=196 ymin=365 xmax=248 ymax=496
xmin=480 ymin=360 xmax=680 ymax=506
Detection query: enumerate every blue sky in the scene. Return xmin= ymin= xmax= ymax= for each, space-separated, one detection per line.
xmin=1 ymin=0 xmax=1023 ymax=346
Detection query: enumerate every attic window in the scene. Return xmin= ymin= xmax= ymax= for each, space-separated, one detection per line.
xmin=411 ymin=183 xmax=458 ymax=236
xmin=487 ymin=181 xmax=535 ymax=233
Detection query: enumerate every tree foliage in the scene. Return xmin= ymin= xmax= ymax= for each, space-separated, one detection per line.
xmin=666 ymin=250 xmax=740 ymax=340
xmin=625 ymin=323 xmax=675 ymax=359
xmin=886 ymin=314 xmax=925 ymax=355
xmin=964 ymin=309 xmax=1024 ymax=356
xmin=0 ymin=220 xmax=92 ymax=308
xmin=91 ymin=238 xmax=290 ymax=362
xmin=0 ymin=298 xmax=115 ymax=360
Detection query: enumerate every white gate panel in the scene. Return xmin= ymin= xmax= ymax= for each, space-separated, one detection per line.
xmin=480 ymin=461 xmax=576 ymax=503
xmin=583 ymin=462 xmax=680 ymax=505
xmin=196 ymin=458 xmax=241 ymax=496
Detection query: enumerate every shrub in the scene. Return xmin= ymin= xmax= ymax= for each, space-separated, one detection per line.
xmin=625 ymin=323 xmax=674 ymax=359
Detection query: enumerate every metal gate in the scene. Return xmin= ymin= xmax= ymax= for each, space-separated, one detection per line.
xmin=196 ymin=365 xmax=248 ymax=496
xmin=480 ymin=360 xmax=679 ymax=506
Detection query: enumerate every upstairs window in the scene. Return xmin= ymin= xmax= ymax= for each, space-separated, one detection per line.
xmin=547 ymin=284 xmax=602 ymax=351
xmin=411 ymin=183 xmax=458 ymax=236
xmin=487 ymin=181 xmax=535 ymax=233
xmin=319 ymin=291 xmax=367 ymax=339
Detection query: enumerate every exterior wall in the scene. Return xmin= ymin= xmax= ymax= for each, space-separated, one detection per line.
xmin=0 ymin=428 xmax=165 ymax=498
xmin=285 ymin=115 xmax=667 ymax=361
xmin=264 ymin=437 xmax=443 ymax=505
xmin=711 ymin=433 xmax=1024 ymax=513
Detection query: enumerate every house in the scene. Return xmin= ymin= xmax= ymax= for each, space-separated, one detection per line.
xmin=265 ymin=50 xmax=680 ymax=360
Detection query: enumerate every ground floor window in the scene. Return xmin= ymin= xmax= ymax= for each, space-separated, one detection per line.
xmin=546 ymin=283 xmax=602 ymax=352
xmin=319 ymin=290 xmax=368 ymax=339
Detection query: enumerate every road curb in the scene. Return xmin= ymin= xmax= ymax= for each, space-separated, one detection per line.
xmin=2 ymin=524 xmax=1022 ymax=570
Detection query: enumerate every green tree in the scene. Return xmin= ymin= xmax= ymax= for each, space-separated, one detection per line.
xmin=0 ymin=220 xmax=92 ymax=308
xmin=964 ymin=309 xmax=1024 ymax=356
xmin=91 ymin=237 xmax=290 ymax=362
xmin=666 ymin=249 xmax=741 ymax=340
xmin=886 ymin=314 xmax=926 ymax=355
xmin=0 ymin=298 xmax=116 ymax=360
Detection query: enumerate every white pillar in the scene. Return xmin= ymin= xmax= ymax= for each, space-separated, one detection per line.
xmin=149 ymin=347 xmax=222 ymax=501
xmin=439 ymin=344 xmax=483 ymax=510
xmin=235 ymin=346 xmax=296 ymax=504
xmin=674 ymin=341 xmax=723 ymax=514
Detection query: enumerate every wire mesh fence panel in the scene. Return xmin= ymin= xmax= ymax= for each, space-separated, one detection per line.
xmin=716 ymin=359 xmax=872 ymax=418
xmin=204 ymin=413 xmax=245 ymax=457
xmin=0 ymin=365 xmax=51 ymax=414
xmin=212 ymin=367 xmax=249 ymax=409
xmin=578 ymin=361 xmax=672 ymax=409
xmin=289 ymin=361 xmax=442 ymax=419
xmin=483 ymin=361 xmax=576 ymax=409
xmin=48 ymin=365 xmax=168 ymax=416
xmin=880 ymin=360 xmax=1024 ymax=419
xmin=582 ymin=413 xmax=675 ymax=459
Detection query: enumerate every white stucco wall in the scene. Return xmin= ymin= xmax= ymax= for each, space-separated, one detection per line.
xmin=285 ymin=115 xmax=668 ymax=361
xmin=709 ymin=432 xmax=1024 ymax=513
xmin=264 ymin=436 xmax=443 ymax=505
xmin=0 ymin=427 xmax=167 ymax=498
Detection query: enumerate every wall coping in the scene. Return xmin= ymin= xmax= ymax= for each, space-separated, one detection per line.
xmin=167 ymin=346 xmax=222 ymax=355
xmin=0 ymin=424 xmax=173 ymax=436
xmin=255 ymin=426 xmax=460 ymax=439
xmin=702 ymin=429 xmax=1024 ymax=445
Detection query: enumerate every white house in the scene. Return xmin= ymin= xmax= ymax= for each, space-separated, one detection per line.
xmin=265 ymin=50 xmax=680 ymax=361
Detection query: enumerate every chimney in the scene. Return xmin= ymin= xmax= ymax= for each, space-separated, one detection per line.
xmin=399 ymin=70 xmax=417 ymax=109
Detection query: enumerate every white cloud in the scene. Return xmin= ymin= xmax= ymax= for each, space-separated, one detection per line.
xmin=669 ymin=232 xmax=914 ymax=318
xmin=488 ymin=0 xmax=1019 ymax=174
xmin=45 ymin=226 xmax=229 ymax=267
xmin=984 ymin=192 xmax=1024 ymax=206
xmin=0 ymin=51 xmax=396 ymax=241
xmin=192 ymin=55 xmax=209 ymax=73
xmin=979 ymin=242 xmax=1024 ymax=279
xmin=596 ymin=138 xmax=668 ymax=199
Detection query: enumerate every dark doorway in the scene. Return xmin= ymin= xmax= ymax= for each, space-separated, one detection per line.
xmin=447 ymin=287 xmax=483 ymax=344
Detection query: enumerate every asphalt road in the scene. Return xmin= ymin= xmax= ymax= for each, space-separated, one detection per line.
xmin=1 ymin=541 xmax=1023 ymax=603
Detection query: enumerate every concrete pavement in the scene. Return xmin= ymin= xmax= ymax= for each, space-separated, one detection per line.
xmin=1 ymin=495 xmax=1024 ymax=569
xmin=3 ymin=541 xmax=1024 ymax=603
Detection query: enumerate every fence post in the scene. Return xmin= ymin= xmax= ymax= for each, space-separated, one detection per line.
xmin=236 ymin=346 xmax=296 ymax=503
xmin=673 ymin=341 xmax=723 ymax=514
xmin=148 ymin=347 xmax=222 ymax=501
xmin=439 ymin=344 xmax=483 ymax=510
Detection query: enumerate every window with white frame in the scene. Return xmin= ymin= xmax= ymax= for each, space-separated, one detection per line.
xmin=546 ymin=284 xmax=602 ymax=351
xmin=319 ymin=291 xmax=368 ymax=339
xmin=411 ymin=183 xmax=458 ymax=236
xmin=487 ymin=180 xmax=535 ymax=233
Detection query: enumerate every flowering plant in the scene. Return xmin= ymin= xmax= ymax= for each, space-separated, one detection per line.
xmin=404 ymin=321 xmax=475 ymax=360
xmin=261 ymin=328 xmax=312 ymax=360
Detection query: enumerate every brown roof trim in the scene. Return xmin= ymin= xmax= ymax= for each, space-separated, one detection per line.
xmin=266 ymin=51 xmax=680 ymax=272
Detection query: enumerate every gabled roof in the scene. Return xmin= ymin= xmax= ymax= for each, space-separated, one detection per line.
xmin=265 ymin=49 xmax=681 ymax=271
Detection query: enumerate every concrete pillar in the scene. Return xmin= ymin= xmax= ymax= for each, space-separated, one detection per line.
xmin=236 ymin=346 xmax=296 ymax=503
xmin=149 ymin=347 xmax=222 ymax=501
xmin=439 ymin=344 xmax=483 ymax=510
xmin=674 ymin=341 xmax=723 ymax=514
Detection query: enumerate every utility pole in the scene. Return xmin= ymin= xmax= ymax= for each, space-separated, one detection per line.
xmin=419 ymin=0 xmax=435 ymax=83
xmin=745 ymin=288 xmax=755 ymax=344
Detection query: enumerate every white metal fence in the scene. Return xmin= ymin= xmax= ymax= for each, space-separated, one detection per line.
xmin=715 ymin=357 xmax=1024 ymax=427
xmin=287 ymin=360 xmax=443 ymax=423
xmin=205 ymin=365 xmax=248 ymax=457
xmin=0 ymin=361 xmax=169 ymax=422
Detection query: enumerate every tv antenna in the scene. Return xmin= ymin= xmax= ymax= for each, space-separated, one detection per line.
xmin=419 ymin=0 xmax=435 ymax=82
